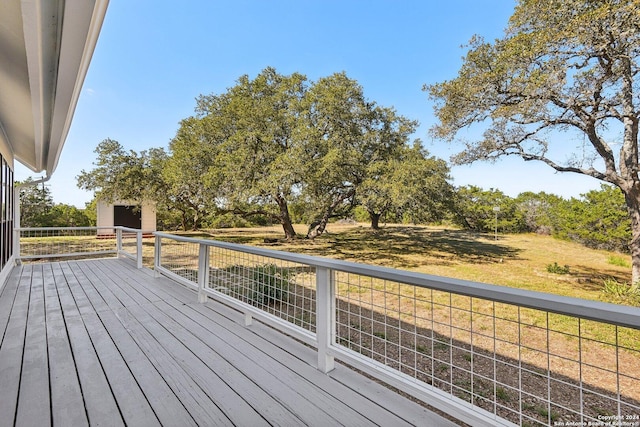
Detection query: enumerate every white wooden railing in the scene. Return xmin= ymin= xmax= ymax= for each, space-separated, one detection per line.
xmin=14 ymin=227 xmax=640 ymax=426
xmin=152 ymin=231 xmax=640 ymax=427
xmin=14 ymin=226 xmax=146 ymax=268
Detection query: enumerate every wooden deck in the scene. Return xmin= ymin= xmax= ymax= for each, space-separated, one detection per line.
xmin=0 ymin=258 xmax=456 ymax=426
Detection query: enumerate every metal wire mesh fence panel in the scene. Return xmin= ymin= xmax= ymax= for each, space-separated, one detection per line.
xmin=333 ymin=272 xmax=640 ymax=426
xmin=18 ymin=227 xmax=117 ymax=260
xmin=207 ymin=246 xmax=317 ymax=332
xmin=151 ymin=232 xmax=640 ymax=426
xmin=119 ymin=233 xmax=138 ymax=258
xmin=157 ymin=236 xmax=199 ymax=285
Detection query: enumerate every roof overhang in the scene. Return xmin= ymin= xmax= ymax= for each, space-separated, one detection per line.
xmin=0 ymin=0 xmax=109 ymax=175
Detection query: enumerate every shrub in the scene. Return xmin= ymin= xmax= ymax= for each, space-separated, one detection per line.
xmin=250 ymin=264 xmax=291 ymax=305
xmin=546 ymin=262 xmax=570 ymax=274
xmin=207 ymin=213 xmax=252 ymax=229
xmin=602 ymin=278 xmax=640 ymax=306
xmin=607 ymin=255 xmax=630 ymax=268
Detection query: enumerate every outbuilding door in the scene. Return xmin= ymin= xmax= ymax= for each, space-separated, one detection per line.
xmin=113 ymin=205 xmax=141 ymax=229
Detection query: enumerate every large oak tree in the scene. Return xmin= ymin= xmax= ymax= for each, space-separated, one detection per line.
xmin=427 ymin=0 xmax=640 ymax=283
xmin=194 ymin=67 xmax=307 ymax=239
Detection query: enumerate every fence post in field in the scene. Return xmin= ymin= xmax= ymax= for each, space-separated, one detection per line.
xmin=197 ymin=243 xmax=210 ymax=303
xmin=316 ymin=266 xmax=336 ymax=373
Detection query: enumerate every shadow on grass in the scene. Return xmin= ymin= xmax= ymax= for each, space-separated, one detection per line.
xmin=568 ymin=264 xmax=631 ymax=290
xmin=286 ymin=226 xmax=522 ymax=269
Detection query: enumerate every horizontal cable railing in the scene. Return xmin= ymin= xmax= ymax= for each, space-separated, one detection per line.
xmin=153 ymin=231 xmax=640 ymax=427
xmin=15 ymin=226 xmax=147 ymax=268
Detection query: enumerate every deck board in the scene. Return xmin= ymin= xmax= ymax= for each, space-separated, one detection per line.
xmin=0 ymin=257 xmax=458 ymax=427
xmin=52 ymin=262 xmax=125 ymax=426
xmin=43 ymin=263 xmax=89 ymax=427
xmin=0 ymin=266 xmax=29 ymax=427
xmin=16 ymin=264 xmax=50 ymax=427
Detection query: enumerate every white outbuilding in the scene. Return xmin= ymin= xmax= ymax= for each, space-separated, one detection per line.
xmin=96 ymin=200 xmax=156 ymax=235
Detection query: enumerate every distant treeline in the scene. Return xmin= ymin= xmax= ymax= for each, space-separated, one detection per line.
xmin=449 ymin=184 xmax=630 ymax=253
xmin=20 ymin=175 xmax=629 ymax=254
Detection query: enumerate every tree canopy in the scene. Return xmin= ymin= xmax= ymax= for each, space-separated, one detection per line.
xmin=164 ymin=68 xmax=450 ymax=238
xmin=77 ymin=138 xmax=168 ymax=205
xmin=18 ymin=178 xmax=92 ymax=227
xmin=77 ymin=69 xmax=456 ymax=238
xmin=427 ymin=0 xmax=640 ymax=283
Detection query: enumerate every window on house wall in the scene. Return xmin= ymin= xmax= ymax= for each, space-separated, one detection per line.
xmin=0 ymin=156 xmax=13 ymax=271
xmin=0 ymin=159 xmax=4 ymax=268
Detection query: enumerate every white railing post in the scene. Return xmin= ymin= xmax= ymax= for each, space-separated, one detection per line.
xmin=116 ymin=227 xmax=123 ymax=256
xmin=197 ymin=243 xmax=210 ymax=303
xmin=136 ymin=230 xmax=143 ymax=269
xmin=13 ymin=228 xmax=20 ymax=263
xmin=154 ymin=235 xmax=162 ymax=277
xmin=316 ymin=266 xmax=335 ymax=373
xmin=14 ymin=188 xmax=20 ymax=263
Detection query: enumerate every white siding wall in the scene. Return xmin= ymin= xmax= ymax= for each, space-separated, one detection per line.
xmin=96 ymin=200 xmax=114 ymax=235
xmin=140 ymin=200 xmax=156 ymax=231
xmin=96 ymin=199 xmax=156 ymax=234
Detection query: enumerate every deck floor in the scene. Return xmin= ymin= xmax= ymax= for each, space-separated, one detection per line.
xmin=0 ymin=258 xmax=455 ymax=426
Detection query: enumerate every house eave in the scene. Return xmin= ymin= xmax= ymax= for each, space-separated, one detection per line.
xmin=0 ymin=0 xmax=109 ymax=174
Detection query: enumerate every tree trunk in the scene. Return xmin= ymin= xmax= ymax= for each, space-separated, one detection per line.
xmin=181 ymin=212 xmax=187 ymax=231
xmin=276 ymin=195 xmax=297 ymax=239
xmin=307 ymin=212 xmax=331 ymax=239
xmin=623 ymin=185 xmax=640 ymax=288
xmin=191 ymin=212 xmax=199 ymax=231
xmin=307 ymin=189 xmax=356 ymax=239
xmin=370 ymin=212 xmax=381 ymax=230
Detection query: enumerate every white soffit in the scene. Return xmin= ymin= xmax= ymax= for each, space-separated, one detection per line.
xmin=0 ymin=0 xmax=109 ymax=174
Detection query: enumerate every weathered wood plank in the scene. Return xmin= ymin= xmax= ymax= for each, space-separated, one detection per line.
xmin=103 ymin=260 xmax=427 ymax=425
xmin=43 ymin=263 xmax=89 ymax=427
xmin=247 ymin=312 xmax=458 ymax=426
xmin=96 ymin=309 xmax=197 ymax=426
xmin=91 ymin=259 xmax=162 ymax=306
xmin=73 ymin=260 xmax=127 ymax=311
xmin=112 ymin=307 xmax=231 ymax=426
xmin=88 ymin=260 xmax=155 ymax=307
xmin=0 ymin=258 xmax=457 ymax=427
xmin=0 ymin=266 xmax=31 ymax=427
xmin=154 ymin=300 xmax=373 ymax=427
xmin=52 ymin=262 xmax=126 ymax=427
xmin=104 ymin=261 xmax=362 ymax=425
xmin=65 ymin=261 xmax=111 ymax=313
xmin=182 ymin=294 xmax=444 ymax=427
xmin=81 ymin=313 xmax=162 ymax=427
xmin=129 ymin=303 xmax=284 ymax=426
xmin=95 ymin=259 xmax=193 ymax=305
xmin=0 ymin=264 xmax=21 ymax=340
xmin=15 ymin=264 xmax=50 ymax=427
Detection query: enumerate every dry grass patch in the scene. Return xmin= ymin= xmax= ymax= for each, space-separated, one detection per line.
xmin=190 ymin=223 xmax=640 ymax=423
xmin=201 ymin=223 xmax=632 ymax=302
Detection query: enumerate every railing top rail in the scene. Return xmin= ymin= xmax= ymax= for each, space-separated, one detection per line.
xmin=16 ymin=226 xmax=118 ymax=231
xmin=16 ymin=226 xmax=153 ymax=233
xmin=154 ymin=231 xmax=640 ymax=329
xmin=117 ymin=227 xmax=152 ymax=233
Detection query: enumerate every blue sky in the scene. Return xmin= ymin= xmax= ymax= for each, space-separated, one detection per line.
xmin=16 ymin=0 xmax=602 ymax=207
